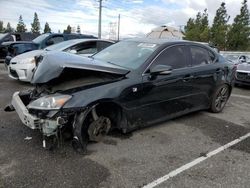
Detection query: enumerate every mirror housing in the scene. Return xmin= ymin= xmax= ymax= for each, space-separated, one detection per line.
xmin=150 ymin=65 xmax=172 ymax=75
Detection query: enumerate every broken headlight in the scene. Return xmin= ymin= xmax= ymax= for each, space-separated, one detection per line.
xmin=27 ymin=95 xmax=72 ymax=110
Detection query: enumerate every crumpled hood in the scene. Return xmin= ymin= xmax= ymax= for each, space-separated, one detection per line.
xmin=11 ymin=50 xmax=45 ymax=63
xmin=31 ymin=51 xmax=130 ymax=84
xmin=237 ymin=62 xmax=250 ymax=72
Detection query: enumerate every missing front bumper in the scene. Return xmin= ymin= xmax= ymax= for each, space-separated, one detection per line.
xmin=10 ymin=92 xmax=61 ymax=136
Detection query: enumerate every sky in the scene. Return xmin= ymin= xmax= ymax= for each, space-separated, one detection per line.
xmin=0 ymin=0 xmax=248 ymax=39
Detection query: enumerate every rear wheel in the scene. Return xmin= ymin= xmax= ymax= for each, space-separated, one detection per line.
xmin=210 ymin=84 xmax=230 ymax=113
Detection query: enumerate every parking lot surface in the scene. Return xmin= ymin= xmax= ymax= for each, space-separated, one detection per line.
xmin=0 ymin=66 xmax=250 ymax=188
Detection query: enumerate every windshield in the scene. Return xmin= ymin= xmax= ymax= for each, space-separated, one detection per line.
xmin=45 ymin=40 xmax=77 ymax=51
xmin=93 ymin=41 xmax=159 ymax=69
xmin=32 ymin=33 xmax=50 ymax=44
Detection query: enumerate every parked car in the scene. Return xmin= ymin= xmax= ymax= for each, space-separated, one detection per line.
xmin=8 ymin=39 xmax=114 ymax=82
xmin=235 ymin=61 xmax=250 ymax=86
xmin=5 ymin=39 xmax=235 ymax=152
xmin=222 ymin=54 xmax=249 ymax=65
xmin=0 ymin=33 xmax=39 ymax=63
xmin=4 ymin=33 xmax=97 ymax=66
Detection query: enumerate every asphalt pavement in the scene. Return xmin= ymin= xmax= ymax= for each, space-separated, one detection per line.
xmin=0 ymin=66 xmax=249 ymax=188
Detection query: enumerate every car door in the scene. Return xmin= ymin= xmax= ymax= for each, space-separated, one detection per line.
xmin=187 ymin=45 xmax=221 ymax=107
xmin=138 ymin=45 xmax=197 ymax=124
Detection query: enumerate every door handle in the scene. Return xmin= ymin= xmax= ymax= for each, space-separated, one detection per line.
xmin=183 ymin=75 xmax=194 ymax=82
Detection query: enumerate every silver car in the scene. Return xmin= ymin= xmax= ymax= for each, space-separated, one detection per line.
xmin=8 ymin=39 xmax=114 ymax=82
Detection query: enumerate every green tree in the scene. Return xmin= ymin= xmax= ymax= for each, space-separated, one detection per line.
xmin=63 ymin=25 xmax=71 ymax=34
xmin=16 ymin=15 xmax=27 ymax=33
xmin=184 ymin=9 xmax=209 ymax=42
xmin=31 ymin=12 xmax=41 ymax=34
xmin=5 ymin=22 xmax=14 ymax=33
xmin=76 ymin=25 xmax=81 ymax=34
xmin=0 ymin=21 xmax=5 ymax=33
xmin=210 ymin=2 xmax=230 ymax=50
xmin=227 ymin=0 xmax=250 ymax=50
xmin=43 ymin=22 xmax=51 ymax=33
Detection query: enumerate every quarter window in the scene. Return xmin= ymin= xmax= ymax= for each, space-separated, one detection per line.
xmin=152 ymin=46 xmax=187 ymax=69
xmin=190 ymin=46 xmax=215 ymax=66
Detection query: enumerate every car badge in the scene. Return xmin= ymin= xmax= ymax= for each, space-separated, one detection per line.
xmin=132 ymin=87 xmax=138 ymax=92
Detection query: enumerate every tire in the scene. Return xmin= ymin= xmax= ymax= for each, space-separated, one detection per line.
xmin=210 ymin=84 xmax=230 ymax=113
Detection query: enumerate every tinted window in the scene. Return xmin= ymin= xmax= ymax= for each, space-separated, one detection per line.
xmin=97 ymin=41 xmax=113 ymax=52
xmin=72 ymin=41 xmax=97 ymax=55
xmin=10 ymin=43 xmax=37 ymax=56
xmin=47 ymin=36 xmax=64 ymax=45
xmin=190 ymin=46 xmax=214 ymax=66
xmin=65 ymin=35 xmax=80 ymax=40
xmin=152 ymin=45 xmax=187 ymax=69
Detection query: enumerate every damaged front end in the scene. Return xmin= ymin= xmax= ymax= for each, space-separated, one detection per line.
xmin=5 ymin=51 xmax=129 ymax=152
xmin=6 ymin=90 xmax=76 ymax=149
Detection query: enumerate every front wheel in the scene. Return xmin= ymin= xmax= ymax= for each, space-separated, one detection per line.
xmin=210 ymin=84 xmax=230 ymax=113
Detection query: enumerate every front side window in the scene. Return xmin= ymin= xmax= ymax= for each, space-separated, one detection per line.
xmin=190 ymin=46 xmax=215 ymax=66
xmin=152 ymin=45 xmax=187 ymax=69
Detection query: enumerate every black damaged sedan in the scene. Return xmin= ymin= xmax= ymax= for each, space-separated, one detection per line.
xmin=5 ymin=38 xmax=235 ymax=152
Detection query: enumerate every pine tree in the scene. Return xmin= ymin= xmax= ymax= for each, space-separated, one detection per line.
xmin=63 ymin=25 xmax=71 ymax=34
xmin=199 ymin=9 xmax=210 ymax=42
xmin=0 ymin=21 xmax=5 ymax=33
xmin=43 ymin=22 xmax=51 ymax=33
xmin=184 ymin=9 xmax=209 ymax=42
xmin=5 ymin=22 xmax=14 ymax=33
xmin=227 ymin=0 xmax=250 ymax=50
xmin=16 ymin=15 xmax=27 ymax=33
xmin=210 ymin=2 xmax=230 ymax=50
xmin=31 ymin=12 xmax=41 ymax=34
xmin=77 ymin=25 xmax=81 ymax=34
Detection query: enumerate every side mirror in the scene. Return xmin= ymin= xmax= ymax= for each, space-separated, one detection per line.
xmin=150 ymin=65 xmax=172 ymax=75
xmin=46 ymin=40 xmax=54 ymax=46
xmin=69 ymin=49 xmax=77 ymax=54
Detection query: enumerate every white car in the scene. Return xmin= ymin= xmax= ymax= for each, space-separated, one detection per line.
xmin=8 ymin=39 xmax=114 ymax=82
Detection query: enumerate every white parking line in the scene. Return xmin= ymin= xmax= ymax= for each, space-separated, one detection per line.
xmin=143 ymin=132 xmax=250 ymax=188
xmin=231 ymin=94 xmax=250 ymax=100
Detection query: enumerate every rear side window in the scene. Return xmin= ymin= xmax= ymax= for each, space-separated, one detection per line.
xmin=152 ymin=45 xmax=187 ymax=69
xmin=190 ymin=46 xmax=215 ymax=66
xmin=70 ymin=41 xmax=97 ymax=55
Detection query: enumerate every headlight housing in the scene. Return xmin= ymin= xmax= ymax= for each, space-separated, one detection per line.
xmin=19 ymin=57 xmax=36 ymax=64
xmin=28 ymin=95 xmax=72 ymax=110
